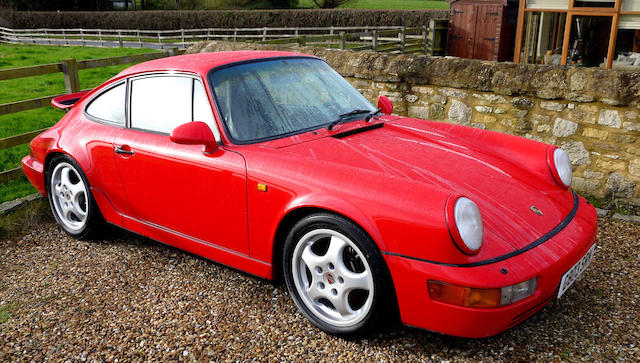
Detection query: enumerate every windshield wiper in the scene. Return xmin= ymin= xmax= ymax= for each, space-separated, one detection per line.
xmin=327 ymin=109 xmax=372 ymax=130
xmin=365 ymin=108 xmax=382 ymax=122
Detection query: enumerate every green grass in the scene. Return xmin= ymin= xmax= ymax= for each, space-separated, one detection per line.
xmin=0 ymin=303 xmax=18 ymax=324
xmin=0 ymin=44 xmax=159 ymax=203
xmin=297 ymin=0 xmax=449 ymax=10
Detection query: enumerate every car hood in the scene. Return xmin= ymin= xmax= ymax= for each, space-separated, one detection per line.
xmin=268 ymin=118 xmax=574 ymax=251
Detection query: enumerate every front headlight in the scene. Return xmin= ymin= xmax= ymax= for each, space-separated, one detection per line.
xmin=548 ymin=147 xmax=572 ymax=189
xmin=446 ymin=196 xmax=484 ymax=255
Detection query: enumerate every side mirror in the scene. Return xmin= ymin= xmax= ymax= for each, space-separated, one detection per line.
xmin=170 ymin=121 xmax=217 ymax=154
xmin=378 ymin=95 xmax=393 ymax=115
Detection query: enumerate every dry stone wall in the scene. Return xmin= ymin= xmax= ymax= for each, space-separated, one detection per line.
xmin=188 ymin=41 xmax=640 ymax=204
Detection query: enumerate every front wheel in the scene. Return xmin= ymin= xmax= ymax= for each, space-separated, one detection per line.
xmin=47 ymin=155 xmax=101 ymax=238
xmin=283 ymin=213 xmax=395 ymax=335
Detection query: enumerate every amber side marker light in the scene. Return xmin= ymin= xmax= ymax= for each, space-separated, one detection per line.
xmin=428 ymin=278 xmax=537 ymax=308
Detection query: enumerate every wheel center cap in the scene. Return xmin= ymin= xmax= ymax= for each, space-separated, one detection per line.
xmin=326 ymin=273 xmax=335 ymax=285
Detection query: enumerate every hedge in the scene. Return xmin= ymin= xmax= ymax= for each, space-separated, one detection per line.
xmin=1 ymin=9 xmax=449 ymax=30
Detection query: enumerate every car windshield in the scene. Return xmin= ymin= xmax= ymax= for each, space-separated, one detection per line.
xmin=209 ymin=57 xmax=375 ymax=143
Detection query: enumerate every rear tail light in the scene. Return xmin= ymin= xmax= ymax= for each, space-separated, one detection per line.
xmin=428 ymin=278 xmax=537 ymax=308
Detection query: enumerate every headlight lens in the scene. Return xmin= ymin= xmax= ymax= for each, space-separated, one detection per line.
xmin=550 ymin=148 xmax=572 ymax=188
xmin=451 ymin=197 xmax=484 ymax=254
xmin=554 ymin=148 xmax=572 ymax=187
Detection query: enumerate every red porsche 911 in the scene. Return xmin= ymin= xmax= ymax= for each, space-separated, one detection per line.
xmin=22 ymin=51 xmax=598 ymax=338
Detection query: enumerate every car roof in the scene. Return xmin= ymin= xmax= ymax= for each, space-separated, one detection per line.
xmin=118 ymin=50 xmax=319 ymax=78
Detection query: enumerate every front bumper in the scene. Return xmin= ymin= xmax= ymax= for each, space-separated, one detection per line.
xmin=384 ymin=194 xmax=598 ymax=338
xmin=22 ymin=155 xmax=46 ymax=196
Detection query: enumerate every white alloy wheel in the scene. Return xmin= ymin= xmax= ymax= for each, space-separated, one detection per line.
xmin=50 ymin=162 xmax=89 ymax=233
xmin=291 ymin=228 xmax=375 ymax=328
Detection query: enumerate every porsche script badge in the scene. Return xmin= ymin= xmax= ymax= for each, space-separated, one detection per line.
xmin=530 ymin=206 xmax=544 ymax=216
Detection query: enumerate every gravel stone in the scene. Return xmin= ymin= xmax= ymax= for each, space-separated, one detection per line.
xmin=0 ymin=220 xmax=638 ymax=361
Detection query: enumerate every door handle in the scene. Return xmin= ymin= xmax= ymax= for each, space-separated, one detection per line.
xmin=115 ymin=145 xmax=134 ymax=156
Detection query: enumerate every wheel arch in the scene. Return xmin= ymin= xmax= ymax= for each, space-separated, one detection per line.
xmin=270 ymin=196 xmax=386 ymax=281
xmin=272 ymin=203 xmax=401 ymax=328
xmin=43 ymin=151 xmax=76 ymax=194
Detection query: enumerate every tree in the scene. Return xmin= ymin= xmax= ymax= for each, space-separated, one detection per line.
xmin=312 ymin=0 xmax=352 ymax=9
xmin=267 ymin=0 xmax=298 ymax=8
xmin=4 ymin=0 xmax=114 ymax=10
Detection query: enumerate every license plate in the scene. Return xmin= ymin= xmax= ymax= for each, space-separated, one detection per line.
xmin=558 ymin=243 xmax=597 ymax=299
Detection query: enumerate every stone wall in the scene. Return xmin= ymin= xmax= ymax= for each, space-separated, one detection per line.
xmin=188 ymin=41 xmax=640 ymax=205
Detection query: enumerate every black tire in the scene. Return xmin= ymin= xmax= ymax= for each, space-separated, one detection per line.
xmin=46 ymin=154 xmax=103 ymax=239
xmin=282 ymin=213 xmax=396 ymax=336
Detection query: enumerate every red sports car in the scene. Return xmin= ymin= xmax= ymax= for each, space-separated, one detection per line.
xmin=22 ymin=51 xmax=598 ymax=338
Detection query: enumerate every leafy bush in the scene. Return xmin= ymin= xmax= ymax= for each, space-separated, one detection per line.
xmin=3 ymin=9 xmax=449 ymax=29
xmin=312 ymin=0 xmax=352 ymax=9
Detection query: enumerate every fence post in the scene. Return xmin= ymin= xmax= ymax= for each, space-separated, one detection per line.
xmin=137 ymin=30 xmax=142 ymax=48
xmin=262 ymin=27 xmax=267 ymax=42
xmin=99 ymin=29 xmax=104 ymax=47
xmin=118 ymin=30 xmax=123 ymax=48
xmin=80 ymin=29 xmax=84 ymax=46
xmin=61 ymin=58 xmax=80 ymax=94
xmin=372 ymin=30 xmax=378 ymax=52
xmin=422 ymin=25 xmax=428 ymax=55
xmin=339 ymin=32 xmax=346 ymax=50
xmin=181 ymin=29 xmax=185 ymax=45
xmin=428 ymin=19 xmax=437 ymax=56
xmin=62 ymin=29 xmax=68 ymax=46
xmin=233 ymin=29 xmax=238 ymax=42
xmin=400 ymin=26 xmax=406 ymax=53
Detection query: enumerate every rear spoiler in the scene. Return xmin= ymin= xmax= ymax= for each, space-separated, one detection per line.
xmin=51 ymin=90 xmax=90 ymax=111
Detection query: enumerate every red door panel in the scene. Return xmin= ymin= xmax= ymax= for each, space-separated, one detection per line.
xmin=114 ymin=129 xmax=248 ymax=254
xmin=58 ymin=116 xmax=128 ymax=224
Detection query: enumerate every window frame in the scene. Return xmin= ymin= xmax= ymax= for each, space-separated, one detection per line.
xmin=126 ymin=72 xmax=221 ymax=143
xmin=84 ymin=80 xmax=128 ymax=127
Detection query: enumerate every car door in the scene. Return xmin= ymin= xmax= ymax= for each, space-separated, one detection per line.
xmin=114 ymin=73 xmax=249 ymax=254
xmin=82 ymin=80 xmax=130 ymax=223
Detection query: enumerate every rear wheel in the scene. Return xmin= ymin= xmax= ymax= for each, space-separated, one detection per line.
xmin=47 ymin=155 xmax=101 ymax=238
xmin=283 ymin=213 xmax=395 ymax=335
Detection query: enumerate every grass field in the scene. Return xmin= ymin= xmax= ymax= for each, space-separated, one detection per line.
xmin=0 ymin=44 xmax=159 ymax=203
xmin=297 ymin=0 xmax=450 ymax=9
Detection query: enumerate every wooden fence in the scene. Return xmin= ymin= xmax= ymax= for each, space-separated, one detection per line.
xmin=0 ymin=22 xmax=448 ymax=54
xmin=0 ymin=48 xmax=181 ymax=184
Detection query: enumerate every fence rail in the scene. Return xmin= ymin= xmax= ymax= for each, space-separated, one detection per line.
xmin=0 ymin=22 xmax=449 ymax=184
xmin=0 ymin=22 xmax=448 ymax=54
xmin=0 ymin=48 xmax=181 ymax=183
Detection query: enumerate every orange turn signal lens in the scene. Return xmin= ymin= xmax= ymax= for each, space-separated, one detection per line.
xmin=428 ymin=280 xmax=502 ymax=308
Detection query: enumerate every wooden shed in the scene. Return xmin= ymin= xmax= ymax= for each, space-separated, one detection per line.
xmin=446 ymin=0 xmax=519 ymax=61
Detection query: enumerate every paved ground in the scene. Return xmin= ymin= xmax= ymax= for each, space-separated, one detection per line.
xmin=0 ymin=218 xmax=638 ymax=361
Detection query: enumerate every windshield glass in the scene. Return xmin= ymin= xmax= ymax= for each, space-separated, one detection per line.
xmin=209 ymin=57 xmax=375 ymax=143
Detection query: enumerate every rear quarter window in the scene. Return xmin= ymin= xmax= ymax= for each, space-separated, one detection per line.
xmin=85 ymin=82 xmax=126 ymax=125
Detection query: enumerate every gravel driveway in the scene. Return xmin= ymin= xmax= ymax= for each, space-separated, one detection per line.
xmin=1 ymin=217 xmax=638 ymax=361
